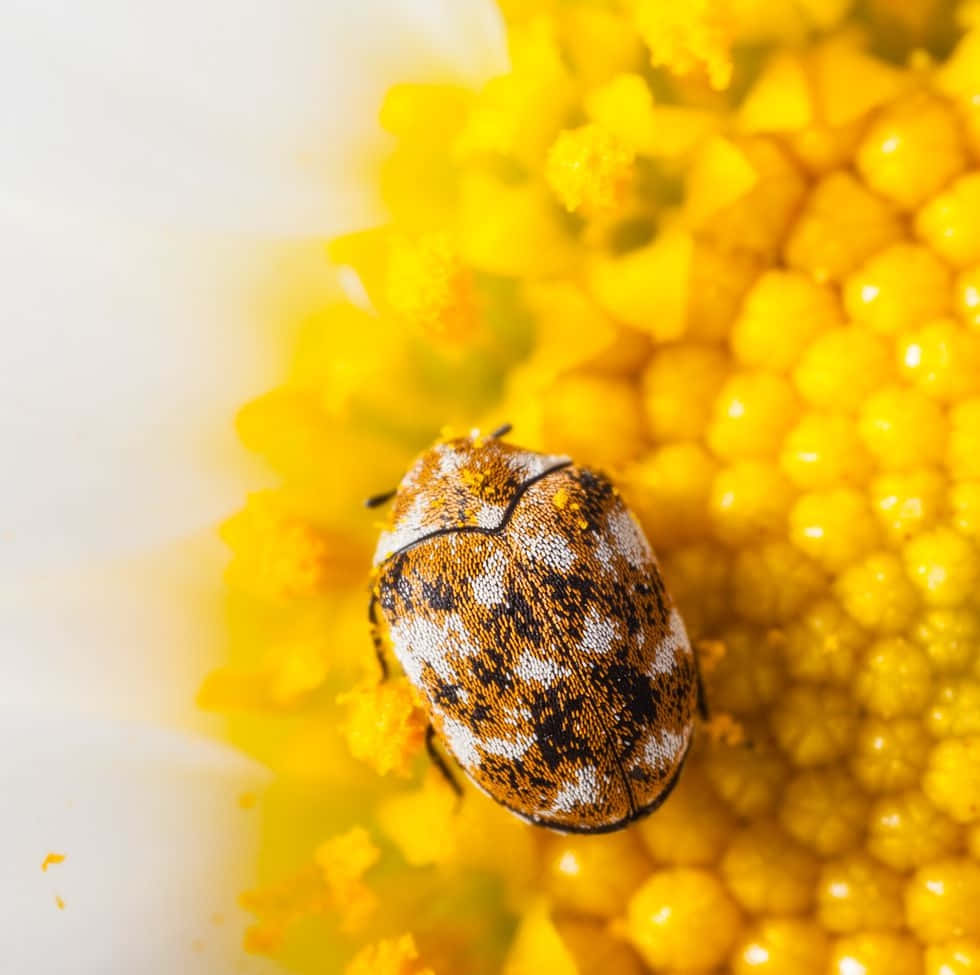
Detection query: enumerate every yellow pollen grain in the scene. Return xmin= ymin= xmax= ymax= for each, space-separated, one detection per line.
xmin=314 ymin=827 xmax=381 ymax=934
xmin=631 ymin=0 xmax=734 ymax=90
xmin=545 ymin=123 xmax=635 ymax=216
xmin=386 ymin=231 xmax=476 ymax=343
xmin=344 ymin=933 xmax=435 ymax=975
xmin=41 ymin=852 xmax=66 ymax=872
xmin=340 ymin=680 xmax=427 ymax=778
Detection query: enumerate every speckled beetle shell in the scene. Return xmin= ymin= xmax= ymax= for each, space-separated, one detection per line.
xmin=372 ymin=432 xmax=700 ymax=833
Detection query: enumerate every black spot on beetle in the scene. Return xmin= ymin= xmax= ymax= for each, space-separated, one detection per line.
xmin=602 ymin=662 xmax=662 ymax=728
xmin=470 ymin=652 xmax=513 ymax=695
xmin=529 ymin=691 xmax=597 ymax=772
xmin=433 ymin=682 xmax=462 ymax=707
xmin=421 ymin=576 xmax=455 ymax=611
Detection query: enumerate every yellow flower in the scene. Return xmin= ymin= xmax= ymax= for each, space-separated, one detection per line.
xmin=201 ymin=0 xmax=980 ymax=972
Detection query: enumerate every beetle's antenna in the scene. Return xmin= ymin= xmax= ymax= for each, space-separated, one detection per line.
xmin=364 ymin=489 xmax=396 ymax=509
xmin=489 ymin=422 xmax=513 ymax=440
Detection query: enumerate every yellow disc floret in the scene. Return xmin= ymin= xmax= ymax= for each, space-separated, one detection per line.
xmin=917 ymin=173 xmax=980 ymax=267
xmin=771 ymin=683 xmax=858 ymax=766
xmin=898 ymin=319 xmax=980 ymax=402
xmin=543 ymin=832 xmax=652 ymax=918
xmin=851 ymin=717 xmax=931 ymax=793
xmin=221 ymin=492 xmax=343 ymax=601
xmin=925 ymin=939 xmax=980 ymax=975
xmin=955 ymin=265 xmax=980 ymax=329
xmin=905 ymin=859 xmax=980 ymax=943
xmin=923 ymin=737 xmax=980 ymax=824
xmin=732 ymin=918 xmax=829 ymax=975
xmin=949 ymin=398 xmax=980 ymax=480
xmin=711 ymin=460 xmax=795 ymax=545
xmin=635 ymin=767 xmax=734 ymax=866
xmin=855 ymin=90 xmax=967 ymax=211
xmin=779 ymin=768 xmax=868 ymax=856
xmin=816 ymin=851 xmax=906 ymax=932
xmin=836 ymin=551 xmax=920 ymax=633
xmin=721 ymin=820 xmax=818 ymax=914
xmin=707 ymin=371 xmax=800 ymax=460
xmin=867 ymin=791 xmax=963 ymax=870
xmin=854 ymin=637 xmax=934 ymax=718
xmin=626 ymin=867 xmax=742 ymax=971
xmin=858 ymin=385 xmax=947 ymax=471
xmin=927 ymin=679 xmax=980 ymax=737
xmin=789 ymin=488 xmax=880 ymax=572
xmin=780 ymin=598 xmax=866 ymax=684
xmin=794 ymin=327 xmax=893 ymax=413
xmin=844 ymin=242 xmax=952 ymax=336
xmin=904 ymin=527 xmax=980 ymax=608
xmin=784 ymin=170 xmax=903 ymax=283
xmin=827 ymin=931 xmax=925 ymax=975
xmin=732 ymin=270 xmax=840 ymax=372
xmin=780 ymin=412 xmax=872 ymax=489
xmin=642 ymin=343 xmax=729 ymax=442
xmin=869 ymin=468 xmax=947 ymax=546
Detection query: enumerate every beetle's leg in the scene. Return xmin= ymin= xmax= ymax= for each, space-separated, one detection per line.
xmin=489 ymin=422 xmax=512 ymax=439
xmin=368 ymin=591 xmax=389 ymax=680
xmin=426 ymin=725 xmax=462 ymax=798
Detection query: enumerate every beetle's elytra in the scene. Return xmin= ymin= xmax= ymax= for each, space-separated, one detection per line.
xmin=370 ymin=430 xmax=702 ymax=833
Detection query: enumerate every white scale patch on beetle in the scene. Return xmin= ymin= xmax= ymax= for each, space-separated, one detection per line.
xmin=515 ymin=648 xmax=572 ymax=686
xmin=579 ymin=607 xmax=620 ymax=654
xmin=470 ymin=549 xmax=508 ymax=607
xmin=387 ymin=611 xmax=479 ymax=686
xmin=436 ymin=714 xmax=532 ymax=768
xmin=517 ymin=529 xmax=577 ymax=572
xmin=594 ymin=533 xmax=615 ymax=573
xmin=637 ymin=726 xmax=690 ymax=771
xmin=546 ymin=764 xmax=601 ymax=814
xmin=435 ymin=442 xmax=467 ymax=478
xmin=373 ymin=493 xmax=430 ymax=565
xmin=647 ymin=609 xmax=692 ymax=675
xmin=480 ymin=733 xmax=535 ymax=761
xmin=473 ymin=501 xmax=507 ymax=530
xmin=439 ymin=713 xmax=482 ymax=768
xmin=606 ymin=507 xmax=653 ymax=568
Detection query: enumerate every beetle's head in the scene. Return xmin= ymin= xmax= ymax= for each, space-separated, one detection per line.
xmin=371 ymin=430 xmax=569 ymax=566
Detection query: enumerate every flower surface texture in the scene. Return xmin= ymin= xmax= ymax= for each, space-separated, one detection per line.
xmin=203 ymin=1 xmax=980 ymax=972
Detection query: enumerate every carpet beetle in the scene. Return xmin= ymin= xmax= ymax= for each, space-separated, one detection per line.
xmin=368 ymin=427 xmax=704 ymax=833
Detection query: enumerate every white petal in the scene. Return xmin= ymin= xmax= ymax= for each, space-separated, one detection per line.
xmin=0 ymin=223 xmax=282 ymax=574
xmin=0 ymin=536 xmax=233 ymax=728
xmin=0 ymin=719 xmax=281 ymax=975
xmin=0 ymin=0 xmax=506 ymax=234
